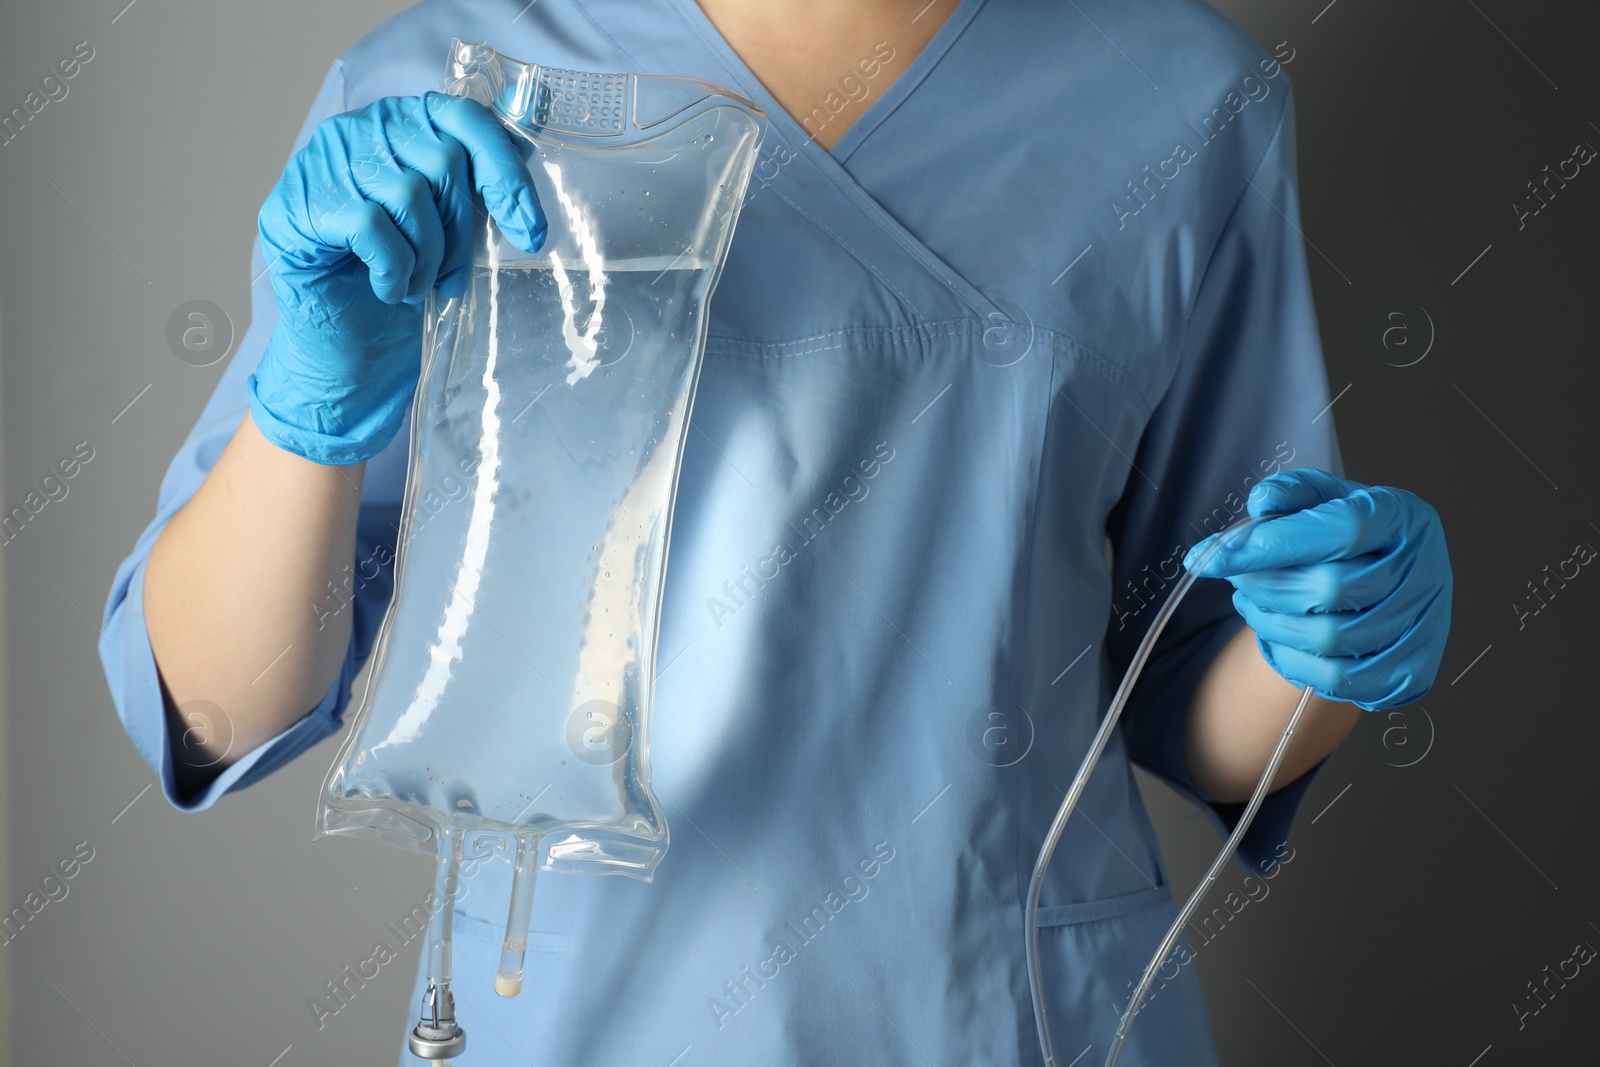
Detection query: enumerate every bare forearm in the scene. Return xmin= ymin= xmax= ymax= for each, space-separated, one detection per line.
xmin=143 ymin=412 xmax=365 ymax=786
xmin=1184 ymin=624 xmax=1361 ymax=804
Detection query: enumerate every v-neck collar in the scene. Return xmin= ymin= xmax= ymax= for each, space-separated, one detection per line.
xmin=659 ymin=0 xmax=991 ymax=165
xmin=590 ymin=0 xmax=1004 ymax=322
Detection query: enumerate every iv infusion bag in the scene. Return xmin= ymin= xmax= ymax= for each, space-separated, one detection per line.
xmin=315 ymin=39 xmax=765 ymax=884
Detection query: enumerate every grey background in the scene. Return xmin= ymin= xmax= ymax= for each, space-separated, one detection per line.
xmin=2 ymin=0 xmax=1596 ymax=1064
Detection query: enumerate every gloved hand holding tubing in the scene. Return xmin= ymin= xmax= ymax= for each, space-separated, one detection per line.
xmin=1184 ymin=468 xmax=1452 ymax=710
xmin=251 ymin=92 xmax=547 ymax=465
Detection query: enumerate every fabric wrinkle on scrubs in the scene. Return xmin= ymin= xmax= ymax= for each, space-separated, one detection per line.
xmin=99 ymin=1 xmax=1343 ymax=1063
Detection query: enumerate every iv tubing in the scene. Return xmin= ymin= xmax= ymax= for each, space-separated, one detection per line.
xmin=1102 ymin=682 xmax=1313 ymax=1067
xmin=426 ymin=825 xmax=464 ymax=993
xmin=1024 ymin=515 xmax=1316 ymax=1067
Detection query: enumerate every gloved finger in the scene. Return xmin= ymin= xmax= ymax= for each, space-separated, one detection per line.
xmin=368 ymin=97 xmax=480 ymax=285
xmin=355 ymin=165 xmax=447 ymax=303
xmin=423 ymin=92 xmax=547 ymax=254
xmin=1187 ymin=488 xmax=1404 ymax=578
xmin=419 ymin=137 xmax=480 ymax=291
xmin=1182 ymin=469 xmax=1361 ymax=568
xmin=1230 ymin=587 xmax=1418 ymax=659
xmin=315 ymin=195 xmax=416 ymax=304
xmin=1259 ymin=637 xmax=1432 ymax=711
xmin=1221 ymin=552 xmax=1397 ymax=613
xmin=1246 ymin=468 xmax=1367 ymax=519
xmin=436 ymin=262 xmax=471 ymax=300
xmin=1254 ymin=637 xmax=1358 ymax=699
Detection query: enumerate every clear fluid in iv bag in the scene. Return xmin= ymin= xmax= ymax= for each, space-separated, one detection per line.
xmin=332 ymin=262 xmax=710 ymax=845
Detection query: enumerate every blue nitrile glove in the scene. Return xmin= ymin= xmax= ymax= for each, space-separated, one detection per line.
xmin=1183 ymin=469 xmax=1452 ymax=710
xmin=251 ymin=92 xmax=546 ymax=465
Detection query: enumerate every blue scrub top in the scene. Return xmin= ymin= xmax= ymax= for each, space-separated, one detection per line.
xmin=100 ymin=0 xmax=1343 ymax=1063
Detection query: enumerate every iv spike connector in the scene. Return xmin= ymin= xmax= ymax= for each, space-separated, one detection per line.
xmin=408 ymin=978 xmax=467 ymax=1062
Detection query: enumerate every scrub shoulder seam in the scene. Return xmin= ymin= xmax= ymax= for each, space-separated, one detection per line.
xmin=1178 ymin=91 xmax=1293 ymax=337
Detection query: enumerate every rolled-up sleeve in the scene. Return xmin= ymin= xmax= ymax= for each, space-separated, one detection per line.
xmin=98 ymin=58 xmax=406 ymax=812
xmin=1107 ymin=87 xmax=1344 ymax=874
